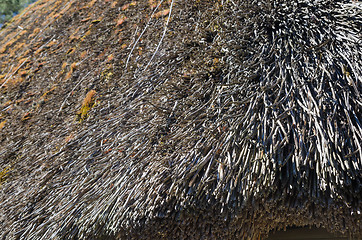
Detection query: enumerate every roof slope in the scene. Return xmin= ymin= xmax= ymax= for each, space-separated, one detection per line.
xmin=0 ymin=0 xmax=361 ymax=239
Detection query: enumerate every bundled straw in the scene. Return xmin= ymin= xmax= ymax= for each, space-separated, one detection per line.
xmin=0 ymin=0 xmax=361 ymax=239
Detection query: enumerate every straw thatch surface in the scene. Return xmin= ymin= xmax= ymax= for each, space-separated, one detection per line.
xmin=0 ymin=0 xmax=361 ymax=239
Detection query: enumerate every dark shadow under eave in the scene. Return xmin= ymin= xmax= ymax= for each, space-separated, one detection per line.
xmin=267 ymin=227 xmax=350 ymax=240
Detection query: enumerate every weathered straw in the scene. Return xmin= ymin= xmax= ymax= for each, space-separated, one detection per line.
xmin=0 ymin=0 xmax=361 ymax=239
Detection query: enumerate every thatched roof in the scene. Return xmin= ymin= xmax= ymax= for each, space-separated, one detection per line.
xmin=0 ymin=0 xmax=361 ymax=239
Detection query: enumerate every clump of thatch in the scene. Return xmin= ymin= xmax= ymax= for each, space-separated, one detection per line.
xmin=0 ymin=0 xmax=361 ymax=239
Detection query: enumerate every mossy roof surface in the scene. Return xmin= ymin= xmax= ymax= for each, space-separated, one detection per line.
xmin=0 ymin=0 xmax=361 ymax=239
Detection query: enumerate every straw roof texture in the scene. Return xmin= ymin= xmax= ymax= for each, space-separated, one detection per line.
xmin=0 ymin=0 xmax=361 ymax=239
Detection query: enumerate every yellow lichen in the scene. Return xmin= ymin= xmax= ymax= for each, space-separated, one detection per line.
xmin=107 ymin=54 xmax=114 ymax=62
xmin=81 ymin=17 xmax=91 ymax=22
xmin=0 ymin=74 xmax=5 ymax=84
xmin=154 ymin=9 xmax=170 ymax=18
xmin=41 ymin=86 xmax=57 ymax=99
xmin=0 ymin=120 xmax=6 ymax=130
xmin=64 ymin=133 xmax=74 ymax=143
xmin=80 ymin=51 xmax=87 ymax=58
xmin=65 ymin=71 xmax=72 ymax=80
xmin=62 ymin=62 xmax=68 ymax=70
xmin=21 ymin=112 xmax=32 ymax=121
xmin=28 ymin=27 xmax=41 ymax=38
xmin=64 ymin=62 xmax=77 ymax=80
xmin=117 ymin=16 xmax=127 ymax=26
xmin=81 ymin=30 xmax=92 ymax=41
xmin=19 ymin=70 xmax=28 ymax=77
xmin=91 ymin=19 xmax=102 ymax=24
xmin=46 ymin=39 xmax=58 ymax=47
xmin=66 ymin=47 xmax=76 ymax=54
xmin=87 ymin=0 xmax=97 ymax=8
xmin=101 ymin=67 xmax=113 ymax=82
xmin=111 ymin=1 xmax=118 ymax=8
xmin=70 ymin=62 xmax=78 ymax=71
xmin=77 ymin=90 xmax=97 ymax=122
xmin=69 ymin=28 xmax=80 ymax=42
xmin=0 ymin=165 xmax=11 ymax=184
